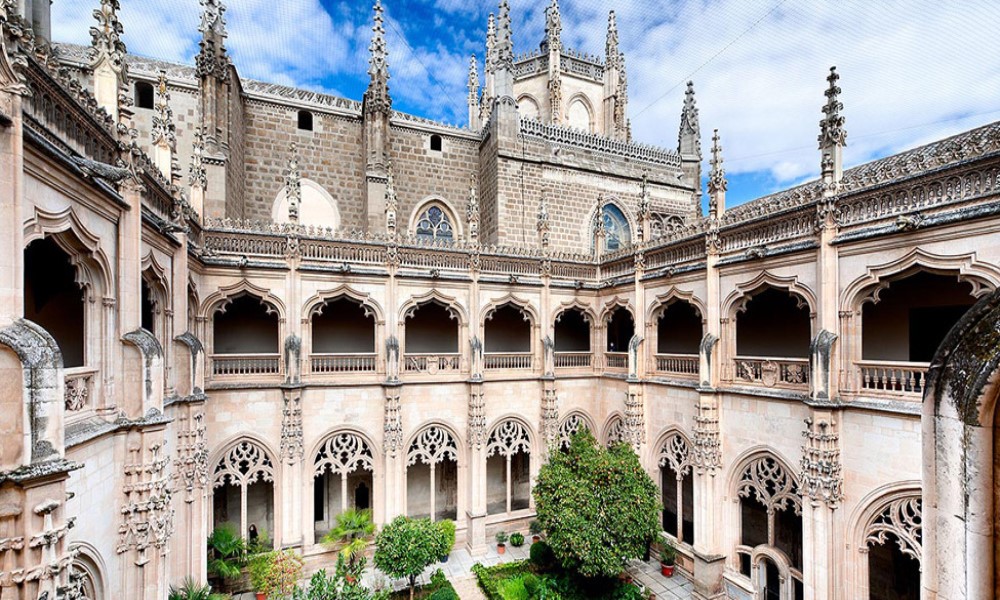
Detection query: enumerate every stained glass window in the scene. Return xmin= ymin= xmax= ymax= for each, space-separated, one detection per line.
xmin=415 ymin=204 xmax=455 ymax=241
xmin=600 ymin=204 xmax=631 ymax=251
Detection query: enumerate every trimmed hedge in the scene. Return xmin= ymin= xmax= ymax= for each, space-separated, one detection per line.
xmin=471 ymin=561 xmax=534 ymax=600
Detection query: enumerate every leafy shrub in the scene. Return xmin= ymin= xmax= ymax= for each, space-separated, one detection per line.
xmin=509 ymin=532 xmax=525 ymax=547
xmin=528 ymin=520 xmax=542 ymax=536
xmin=529 ymin=542 xmax=554 ymax=569
xmin=495 ymin=531 xmax=508 ymax=545
xmin=438 ymin=520 xmax=456 ymax=555
xmin=472 ymin=561 xmax=533 ymax=600
xmin=496 ymin=576 xmax=529 ymax=600
xmin=373 ymin=516 xmax=446 ymax=599
xmin=207 ymin=524 xmax=247 ymax=580
xmin=429 ymin=587 xmax=460 ymax=600
xmin=522 ymin=574 xmax=539 ymax=596
xmin=168 ymin=578 xmax=222 ymax=600
xmin=429 ymin=569 xmax=448 ymax=591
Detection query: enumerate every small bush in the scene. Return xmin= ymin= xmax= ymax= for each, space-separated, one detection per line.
xmin=529 ymin=541 xmax=554 ymax=568
xmin=522 ymin=573 xmax=539 ymax=596
xmin=496 ymin=576 xmax=529 ymax=600
xmin=429 ymin=587 xmax=459 ymax=600
xmin=509 ymin=532 xmax=525 ymax=547
xmin=438 ymin=520 xmax=456 ymax=555
xmin=429 ymin=569 xmax=448 ymax=591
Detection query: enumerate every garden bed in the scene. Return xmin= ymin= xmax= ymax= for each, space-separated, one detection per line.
xmin=472 ymin=557 xmax=648 ymax=600
xmin=387 ymin=568 xmax=459 ymax=600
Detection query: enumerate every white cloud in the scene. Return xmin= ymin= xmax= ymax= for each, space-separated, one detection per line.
xmin=52 ymin=0 xmax=1000 ymax=192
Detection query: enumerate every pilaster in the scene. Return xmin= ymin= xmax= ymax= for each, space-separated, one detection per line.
xmin=465 ymin=380 xmax=487 ymax=555
xmin=799 ymin=413 xmax=843 ymax=600
xmin=0 ymin=29 xmax=26 ymax=328
xmin=279 ymin=388 xmax=303 ymax=548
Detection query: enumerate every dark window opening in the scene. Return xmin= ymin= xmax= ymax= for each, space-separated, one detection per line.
xmin=484 ymin=304 xmax=530 ymax=353
xmin=862 ymin=271 xmax=976 ymax=362
xmin=739 ymin=553 xmax=752 ymax=578
xmin=313 ymin=480 xmax=324 ymax=522
xmin=297 ymin=110 xmax=314 ymax=131
xmin=606 ymin=307 xmax=634 ymax=352
xmin=661 ymin=468 xmax=678 ymax=537
xmin=681 ymin=471 xmax=694 ymax=543
xmin=555 ymin=309 xmax=590 ymax=352
xmin=135 ymin=81 xmax=154 ymax=110
xmin=404 ymin=301 xmax=458 ymax=353
xmin=740 ymin=494 xmax=768 ymax=549
xmin=736 ymin=287 xmax=810 ymax=357
xmin=429 ymin=134 xmax=442 ymax=152
xmin=762 ymin=559 xmax=781 ymax=600
xmin=867 ymin=533 xmax=921 ymax=600
xmin=311 ymin=298 xmax=375 ymax=353
xmin=774 ymin=506 xmax=803 ymax=570
xmin=213 ymin=294 xmax=279 ymax=354
xmin=141 ymin=279 xmax=155 ymax=335
xmin=24 ymin=237 xmax=85 ymax=367
xmin=657 ymin=301 xmax=702 ymax=354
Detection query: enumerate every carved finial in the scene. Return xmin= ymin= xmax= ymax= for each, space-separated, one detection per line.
xmin=189 ymin=127 xmax=207 ymax=189
xmin=708 ymin=129 xmax=727 ymax=195
xmin=545 ymin=0 xmax=561 ymax=50
xmin=496 ymin=0 xmax=513 ymax=71
xmin=151 ymin=71 xmax=176 ymax=148
xmin=639 ymin=172 xmax=651 ymax=219
xmin=537 ymin=191 xmax=551 ymax=249
xmin=285 ymin=143 xmax=301 ymax=223
xmin=89 ymin=0 xmax=127 ymax=75
xmin=819 ymin=66 xmax=846 ymax=149
xmin=485 ymin=13 xmax=496 ymax=72
xmin=196 ymin=0 xmax=229 ymax=79
xmin=678 ymin=81 xmax=701 ymax=158
xmin=385 ymin=161 xmax=398 ymax=235
xmin=467 ymin=177 xmax=480 ymax=243
xmin=365 ymin=0 xmax=391 ymax=113
xmin=606 ymin=11 xmax=620 ymax=70
xmin=468 ymin=54 xmax=479 ymax=106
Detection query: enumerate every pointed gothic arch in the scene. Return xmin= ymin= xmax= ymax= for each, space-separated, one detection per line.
xmin=848 ymin=482 xmax=922 ymax=599
xmin=310 ymin=429 xmax=377 ymax=540
xmin=723 ymin=271 xmax=817 ymax=319
xmin=398 ymin=289 xmax=468 ymax=326
xmin=408 ymin=197 xmax=463 ymax=242
xmin=554 ymin=299 xmax=598 ymax=325
xmin=652 ymin=427 xmax=695 ymax=544
xmin=302 ymin=285 xmax=385 ymax=324
xmin=211 ymin=436 xmax=278 ymax=541
xmin=602 ymin=413 xmax=627 ymax=447
xmin=23 ymin=207 xmax=116 ymax=301
xmin=485 ymin=417 xmax=534 ymax=514
xmin=201 ymin=280 xmax=287 ymax=322
xmin=404 ymin=423 xmax=462 ymax=521
xmin=557 ymin=411 xmax=595 ymax=451
xmin=584 ymin=198 xmax=636 ymax=252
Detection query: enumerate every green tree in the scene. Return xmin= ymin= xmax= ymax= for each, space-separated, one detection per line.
xmin=322 ymin=508 xmax=376 ymax=570
xmin=206 ymin=524 xmax=247 ymax=580
xmin=532 ymin=430 xmax=660 ymax=578
xmin=373 ymin=516 xmax=446 ymax=600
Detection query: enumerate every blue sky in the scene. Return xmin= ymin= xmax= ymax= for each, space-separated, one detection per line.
xmin=53 ymin=0 xmax=1000 ymax=207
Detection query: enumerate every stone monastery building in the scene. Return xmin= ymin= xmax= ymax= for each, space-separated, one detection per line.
xmin=0 ymin=0 xmax=997 ymax=598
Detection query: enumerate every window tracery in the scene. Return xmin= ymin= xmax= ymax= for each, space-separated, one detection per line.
xmin=865 ymin=495 xmax=922 ymax=562
xmin=415 ymin=204 xmax=455 ymax=242
xmin=557 ymin=413 xmax=590 ymax=450
xmin=605 ymin=415 xmax=627 ymax=446
xmin=213 ymin=440 xmax=275 ymax=489
xmin=486 ymin=420 xmax=531 ymax=458
xmin=600 ymin=204 xmax=631 ymax=251
xmin=314 ymin=432 xmax=374 ymax=477
xmin=406 ymin=426 xmax=458 ymax=466
xmin=736 ymin=455 xmax=801 ymax=515
xmin=658 ymin=432 xmax=692 ymax=476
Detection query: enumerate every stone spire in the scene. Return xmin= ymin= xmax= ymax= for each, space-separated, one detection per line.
xmin=496 ymin=0 xmax=513 ymax=72
xmin=468 ymin=54 xmax=480 ymax=130
xmin=708 ymin=129 xmax=727 ymax=218
xmin=545 ymin=0 xmax=563 ymax=124
xmin=485 ymin=13 xmax=496 ymax=72
xmin=88 ymin=0 xmax=128 ymax=121
xmin=819 ymin=66 xmax=846 ymax=182
xmin=384 ymin=162 xmax=398 ymax=235
xmin=678 ymin=81 xmax=702 ymax=198
xmin=365 ymin=0 xmax=391 ymax=114
xmin=481 ymin=13 xmax=496 ymax=123
xmin=151 ymin=71 xmax=178 ymax=180
xmin=613 ymin=53 xmax=628 ymax=139
xmin=605 ymin=11 xmax=620 ymax=70
xmin=196 ymin=0 xmax=229 ymax=80
xmin=284 ymin=143 xmax=301 ymax=223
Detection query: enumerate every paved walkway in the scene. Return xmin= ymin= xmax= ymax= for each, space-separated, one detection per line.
xmin=232 ymin=541 xmax=693 ymax=599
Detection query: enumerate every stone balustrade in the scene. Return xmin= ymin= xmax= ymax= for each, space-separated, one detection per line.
xmin=856 ymin=360 xmax=927 ymax=397
xmin=211 ymin=354 xmax=281 ymax=378
xmin=308 ymin=353 xmax=378 ymax=375
xmin=654 ymin=353 xmax=699 ymax=377
xmin=731 ymin=356 xmax=809 ymax=389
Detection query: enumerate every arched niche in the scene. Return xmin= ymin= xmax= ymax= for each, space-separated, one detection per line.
xmin=271 ymin=179 xmax=340 ymax=229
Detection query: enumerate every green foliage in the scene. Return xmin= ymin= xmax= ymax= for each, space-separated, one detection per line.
xmin=289 ymin=560 xmax=390 ymax=600
xmin=373 ymin=516 xmax=447 ymax=597
xmin=509 ymin=532 xmax=525 ymax=547
xmin=428 ymin=588 xmax=459 ymax=600
xmin=532 ymin=430 xmax=660 ymax=578
xmin=521 ymin=574 xmax=540 ymax=596
xmin=206 ymin=524 xmax=247 ymax=580
xmin=429 ymin=569 xmax=448 ymax=591
xmin=529 ymin=542 xmax=554 ymax=569
xmin=496 ymin=576 xmax=529 ymax=600
xmin=659 ymin=543 xmax=676 ymax=566
xmin=248 ymin=550 xmax=303 ymax=596
xmin=168 ymin=578 xmax=218 ymax=600
xmin=248 ymin=527 xmax=272 ymax=555
xmin=528 ymin=520 xmax=542 ymax=536
xmin=322 ymin=509 xmax=376 ymax=568
xmin=495 ymin=531 xmax=508 ymax=545
xmin=437 ymin=520 xmax=456 ymax=555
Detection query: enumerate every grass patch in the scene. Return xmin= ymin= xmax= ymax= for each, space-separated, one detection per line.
xmin=472 ymin=558 xmax=647 ymax=600
xmin=388 ymin=568 xmax=458 ymax=600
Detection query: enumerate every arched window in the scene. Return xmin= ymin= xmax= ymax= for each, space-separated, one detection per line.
xmin=24 ymin=237 xmax=85 ymax=368
xmin=864 ymin=495 xmax=922 ymax=600
xmin=658 ymin=433 xmax=694 ymax=544
xmin=310 ymin=297 xmax=376 ymax=373
xmin=297 ymin=110 xmax=314 ymax=131
xmin=414 ymin=203 xmax=456 ymax=242
xmin=606 ymin=306 xmax=634 ymax=353
xmin=599 ymin=204 xmax=631 ymax=251
xmin=486 ymin=420 xmax=531 ymax=514
xmin=313 ymin=432 xmax=375 ymax=541
xmin=213 ymin=440 xmax=276 ymax=543
xmin=567 ymin=98 xmax=592 ymax=132
xmin=518 ymin=96 xmax=540 ymax=120
xmin=406 ymin=426 xmax=458 ymax=521
xmin=134 ymin=81 xmax=154 ymax=109
xmin=558 ymin=413 xmax=591 ymax=451
xmin=604 ymin=415 xmax=627 ymax=447
xmin=429 ymin=134 xmax=443 ymax=152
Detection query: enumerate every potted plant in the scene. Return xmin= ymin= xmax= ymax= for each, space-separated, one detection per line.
xmin=659 ymin=543 xmax=676 ymax=577
xmin=509 ymin=532 xmax=525 ymax=548
xmin=321 ymin=508 xmax=375 ymax=574
xmin=249 ymin=549 xmax=303 ymax=600
xmin=528 ymin=520 xmax=542 ymax=543
xmin=437 ymin=519 xmax=456 ymax=563
xmin=247 ymin=552 xmax=272 ymax=600
xmin=206 ymin=524 xmax=248 ymax=594
xmin=495 ymin=531 xmax=508 ymax=554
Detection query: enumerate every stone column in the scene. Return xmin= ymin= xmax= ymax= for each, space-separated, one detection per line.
xmin=465 ymin=381 xmax=488 ymax=555
xmin=800 ymin=413 xmax=843 ymax=600
xmin=382 ymin=383 xmax=403 ymax=522
xmin=279 ymin=389 xmax=304 ymax=549
xmin=170 ymin=401 xmax=209 ymax=585
xmin=0 ymin=51 xmax=26 ymax=328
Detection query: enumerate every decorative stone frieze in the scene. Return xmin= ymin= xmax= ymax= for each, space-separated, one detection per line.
xmin=382 ymin=388 xmax=402 ymax=457
xmin=623 ymin=389 xmax=645 ymax=450
xmin=691 ymin=396 xmax=722 ymax=474
xmin=406 ymin=426 xmax=457 ymax=467
xmin=737 ymin=455 xmax=801 ymax=515
xmin=540 ymin=385 xmax=558 ymax=451
xmin=280 ymin=391 xmax=303 ymax=464
xmin=468 ymin=385 xmax=486 ymax=450
xmin=117 ymin=441 xmax=174 ymax=566
xmin=314 ymin=432 xmax=374 ymax=477
xmin=799 ymin=417 xmax=843 ymax=507
xmin=557 ymin=413 xmax=588 ymax=450
xmin=174 ymin=411 xmax=208 ymax=503
xmin=864 ymin=496 xmax=922 ymax=562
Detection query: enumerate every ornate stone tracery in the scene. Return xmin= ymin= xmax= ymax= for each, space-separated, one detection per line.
xmin=486 ymin=420 xmax=531 ymax=458
xmin=657 ymin=431 xmax=692 ymax=477
xmin=864 ymin=495 xmax=922 ymax=562
xmin=736 ymin=454 xmax=801 ymax=515
xmin=213 ymin=440 xmax=274 ymax=489
xmin=117 ymin=441 xmax=174 ymax=566
xmin=406 ymin=426 xmax=458 ymax=467
xmin=557 ymin=412 xmax=590 ymax=450
xmin=314 ymin=432 xmax=374 ymax=477
xmin=604 ymin=414 xmax=627 ymax=447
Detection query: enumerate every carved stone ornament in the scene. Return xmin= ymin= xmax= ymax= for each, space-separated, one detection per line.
xmin=314 ymin=432 xmax=374 ymax=477
xmin=605 ymin=415 xmax=627 ymax=447
xmin=468 ymin=387 xmax=486 ymax=449
xmin=174 ymin=412 xmax=208 ymax=502
xmin=799 ymin=418 xmax=843 ymax=506
xmin=383 ymin=390 xmax=402 ymax=456
xmin=658 ymin=432 xmax=692 ymax=477
xmin=865 ymin=496 xmax=922 ymax=562
xmin=280 ymin=392 xmax=304 ymax=464
xmin=117 ymin=442 xmax=175 ymax=566
xmin=737 ymin=455 xmax=801 ymax=516
xmin=406 ymin=425 xmax=457 ymax=467
xmin=486 ymin=420 xmax=530 ymax=458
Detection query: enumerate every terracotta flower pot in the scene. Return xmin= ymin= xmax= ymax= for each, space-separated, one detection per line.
xmin=256 ymin=593 xmax=267 ymax=600
xmin=661 ymin=562 xmax=675 ymax=577
xmin=532 ymin=535 xmax=541 ymax=544
xmin=497 ymin=544 xmax=506 ymax=554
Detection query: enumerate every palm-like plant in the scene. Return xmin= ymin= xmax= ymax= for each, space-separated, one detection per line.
xmin=167 ymin=577 xmax=222 ymax=600
xmin=321 ymin=508 xmax=375 ymax=568
xmin=207 ymin=524 xmax=247 ymax=580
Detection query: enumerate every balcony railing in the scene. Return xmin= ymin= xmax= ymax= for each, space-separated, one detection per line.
xmin=484 ymin=353 xmax=534 ymax=370
xmin=403 ymin=353 xmax=462 ymax=375
xmin=554 ymin=352 xmax=593 ymax=369
xmin=856 ymin=360 xmax=928 ymax=397
xmin=732 ymin=356 xmax=809 ymax=389
xmin=211 ymin=354 xmax=281 ymax=377
xmin=309 ymin=353 xmax=377 ymax=374
xmin=64 ymin=366 xmax=98 ymax=412
xmin=654 ymin=353 xmax=699 ymax=377
xmin=605 ymin=352 xmax=627 ymax=370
